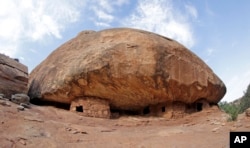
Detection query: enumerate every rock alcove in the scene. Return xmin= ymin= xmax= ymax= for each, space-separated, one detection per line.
xmin=28 ymin=28 xmax=226 ymax=119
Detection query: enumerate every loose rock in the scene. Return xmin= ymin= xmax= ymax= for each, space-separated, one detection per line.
xmin=11 ymin=94 xmax=30 ymax=105
xmin=0 ymin=100 xmax=11 ymax=107
xmin=20 ymin=103 xmax=31 ymax=109
xmin=17 ymin=105 xmax=25 ymax=111
xmin=0 ymin=93 xmax=4 ymax=99
xmin=245 ymin=108 xmax=250 ymax=117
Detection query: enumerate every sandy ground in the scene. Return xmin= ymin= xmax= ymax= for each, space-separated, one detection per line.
xmin=1 ymin=100 xmax=250 ymax=148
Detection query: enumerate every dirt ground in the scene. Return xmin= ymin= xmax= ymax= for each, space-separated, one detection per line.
xmin=1 ymin=100 xmax=250 ymax=148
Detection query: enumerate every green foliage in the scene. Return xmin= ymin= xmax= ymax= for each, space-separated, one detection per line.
xmin=218 ymin=101 xmax=239 ymax=121
xmin=239 ymin=84 xmax=250 ymax=113
xmin=218 ymin=84 xmax=250 ymax=121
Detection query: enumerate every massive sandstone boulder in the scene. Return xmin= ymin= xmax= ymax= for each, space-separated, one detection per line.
xmin=0 ymin=54 xmax=28 ymax=98
xmin=28 ymin=28 xmax=226 ymax=118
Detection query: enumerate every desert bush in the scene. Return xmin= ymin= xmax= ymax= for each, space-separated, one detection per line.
xmin=219 ymin=84 xmax=250 ymax=121
xmin=239 ymin=84 xmax=250 ymax=113
xmin=219 ymin=101 xmax=239 ymax=121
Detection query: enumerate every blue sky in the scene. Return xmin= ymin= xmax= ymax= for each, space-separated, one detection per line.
xmin=0 ymin=0 xmax=249 ymax=102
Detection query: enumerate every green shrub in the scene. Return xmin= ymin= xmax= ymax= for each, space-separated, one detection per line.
xmin=218 ymin=101 xmax=239 ymax=121
xmin=239 ymin=84 xmax=250 ymax=113
xmin=218 ymin=84 xmax=250 ymax=121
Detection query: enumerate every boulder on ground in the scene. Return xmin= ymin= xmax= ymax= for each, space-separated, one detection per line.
xmin=11 ymin=94 xmax=30 ymax=105
xmin=28 ymin=28 xmax=226 ymax=118
xmin=245 ymin=108 xmax=250 ymax=117
xmin=0 ymin=54 xmax=28 ymax=99
xmin=0 ymin=93 xmax=4 ymax=99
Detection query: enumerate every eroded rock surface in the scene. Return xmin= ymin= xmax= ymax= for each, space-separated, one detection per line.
xmin=11 ymin=93 xmax=30 ymax=105
xmin=28 ymin=28 xmax=226 ymax=118
xmin=245 ymin=108 xmax=250 ymax=117
xmin=0 ymin=54 xmax=28 ymax=98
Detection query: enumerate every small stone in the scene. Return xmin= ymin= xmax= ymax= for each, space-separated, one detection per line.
xmin=0 ymin=100 xmax=11 ymax=107
xmin=230 ymin=127 xmax=236 ymax=131
xmin=24 ymin=116 xmax=44 ymax=122
xmin=212 ymin=127 xmax=219 ymax=132
xmin=20 ymin=103 xmax=30 ymax=109
xmin=72 ymin=131 xmax=80 ymax=134
xmin=81 ymin=131 xmax=88 ymax=134
xmin=210 ymin=121 xmax=221 ymax=125
xmin=234 ymin=123 xmax=242 ymax=128
xmin=76 ymin=139 xmax=83 ymax=142
xmin=66 ymin=127 xmax=72 ymax=131
xmin=0 ymin=93 xmax=5 ymax=99
xmin=17 ymin=105 xmax=25 ymax=111
xmin=19 ymin=139 xmax=26 ymax=145
xmin=245 ymin=125 xmax=250 ymax=128
xmin=11 ymin=94 xmax=30 ymax=105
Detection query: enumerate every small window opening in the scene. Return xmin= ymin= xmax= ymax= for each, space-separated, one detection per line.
xmin=162 ymin=106 xmax=166 ymax=112
xmin=143 ymin=106 xmax=150 ymax=114
xmin=76 ymin=106 xmax=83 ymax=112
xmin=196 ymin=103 xmax=203 ymax=111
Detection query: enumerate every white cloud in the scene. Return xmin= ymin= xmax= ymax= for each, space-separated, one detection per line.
xmin=123 ymin=0 xmax=196 ymax=48
xmin=203 ymin=48 xmax=216 ymax=63
xmin=114 ymin=0 xmax=130 ymax=6
xmin=0 ymin=43 xmax=18 ymax=58
xmin=205 ymin=1 xmax=215 ymax=16
xmin=206 ymin=48 xmax=215 ymax=56
xmin=0 ymin=0 xmax=84 ymax=57
xmin=185 ymin=4 xmax=198 ymax=19
xmin=97 ymin=0 xmax=114 ymax=13
xmin=222 ymin=71 xmax=250 ymax=102
xmin=29 ymin=48 xmax=38 ymax=54
xmin=91 ymin=7 xmax=114 ymax=23
xmin=89 ymin=0 xmax=130 ymax=28
xmin=94 ymin=22 xmax=111 ymax=27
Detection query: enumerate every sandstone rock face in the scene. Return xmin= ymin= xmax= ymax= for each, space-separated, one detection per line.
xmin=0 ymin=54 xmax=28 ymax=98
xmin=28 ymin=28 xmax=226 ymax=117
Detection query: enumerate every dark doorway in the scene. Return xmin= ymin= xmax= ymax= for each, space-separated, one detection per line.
xmin=76 ymin=106 xmax=83 ymax=112
xmin=196 ymin=103 xmax=203 ymax=111
xmin=143 ymin=106 xmax=150 ymax=114
xmin=162 ymin=107 xmax=166 ymax=112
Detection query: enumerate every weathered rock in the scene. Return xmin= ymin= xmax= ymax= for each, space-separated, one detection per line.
xmin=28 ymin=28 xmax=226 ymax=118
xmin=245 ymin=108 xmax=250 ymax=117
xmin=20 ymin=103 xmax=31 ymax=109
xmin=17 ymin=105 xmax=25 ymax=111
xmin=0 ymin=54 xmax=28 ymax=98
xmin=0 ymin=93 xmax=4 ymax=99
xmin=11 ymin=94 xmax=30 ymax=105
xmin=0 ymin=100 xmax=11 ymax=107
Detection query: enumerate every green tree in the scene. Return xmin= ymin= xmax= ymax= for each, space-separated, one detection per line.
xmin=239 ymin=84 xmax=250 ymax=113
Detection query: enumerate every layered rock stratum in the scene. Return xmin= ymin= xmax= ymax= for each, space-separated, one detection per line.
xmin=0 ymin=54 xmax=28 ymax=98
xmin=28 ymin=28 xmax=226 ymax=115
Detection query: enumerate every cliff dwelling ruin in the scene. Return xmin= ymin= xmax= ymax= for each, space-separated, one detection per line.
xmin=69 ymin=97 xmax=212 ymax=119
xmin=28 ymin=28 xmax=226 ymax=119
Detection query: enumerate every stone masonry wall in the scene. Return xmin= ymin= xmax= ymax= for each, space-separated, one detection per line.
xmin=149 ymin=102 xmax=186 ymax=119
xmin=70 ymin=97 xmax=110 ymax=118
